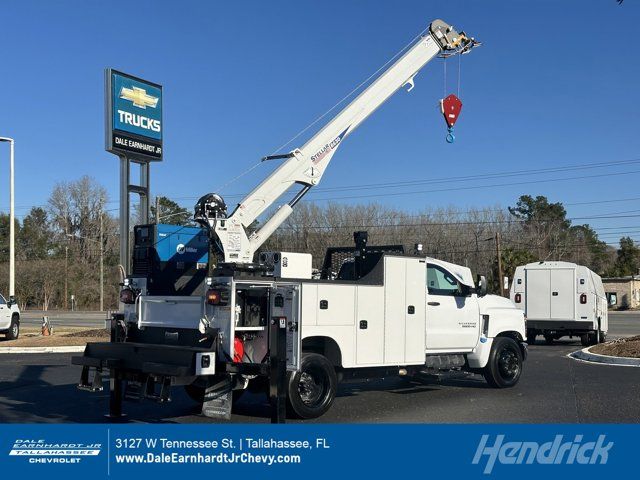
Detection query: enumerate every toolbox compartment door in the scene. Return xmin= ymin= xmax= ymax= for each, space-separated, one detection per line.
xmin=272 ymin=285 xmax=301 ymax=371
xmin=138 ymin=295 xmax=203 ymax=329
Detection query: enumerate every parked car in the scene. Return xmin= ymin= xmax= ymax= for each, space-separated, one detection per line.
xmin=0 ymin=294 xmax=20 ymax=340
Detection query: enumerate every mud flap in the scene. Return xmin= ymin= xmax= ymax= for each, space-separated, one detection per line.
xmin=201 ymin=375 xmax=233 ymax=420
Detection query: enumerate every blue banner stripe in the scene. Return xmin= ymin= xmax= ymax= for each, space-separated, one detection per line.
xmin=0 ymin=424 xmax=636 ymax=479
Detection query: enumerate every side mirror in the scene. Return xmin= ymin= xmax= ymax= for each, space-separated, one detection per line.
xmin=476 ymin=275 xmax=488 ymax=297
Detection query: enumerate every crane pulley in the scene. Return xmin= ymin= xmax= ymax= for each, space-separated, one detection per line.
xmin=441 ymin=94 xmax=463 ymax=143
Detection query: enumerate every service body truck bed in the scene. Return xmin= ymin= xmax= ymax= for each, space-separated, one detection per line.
xmin=510 ymin=261 xmax=608 ymax=346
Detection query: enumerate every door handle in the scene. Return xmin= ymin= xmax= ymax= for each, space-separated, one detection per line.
xmin=428 ymin=301 xmax=440 ymax=306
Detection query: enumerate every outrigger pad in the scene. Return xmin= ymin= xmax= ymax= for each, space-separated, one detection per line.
xmin=201 ymin=375 xmax=233 ymax=420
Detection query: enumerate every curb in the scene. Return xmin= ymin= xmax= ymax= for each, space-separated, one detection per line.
xmin=0 ymin=346 xmax=87 ymax=354
xmin=568 ymin=346 xmax=640 ymax=367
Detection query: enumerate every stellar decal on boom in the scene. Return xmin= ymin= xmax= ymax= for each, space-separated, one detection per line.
xmin=311 ymin=127 xmax=349 ymax=164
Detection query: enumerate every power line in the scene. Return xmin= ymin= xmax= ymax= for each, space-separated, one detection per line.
xmin=296 ymin=158 xmax=640 ymax=194
xmin=3 ymin=157 xmax=640 ymax=213
xmin=275 ymin=211 xmax=640 ymax=231
xmin=304 ymin=169 xmax=640 ymax=202
xmin=147 ymin=157 xmax=640 ymax=203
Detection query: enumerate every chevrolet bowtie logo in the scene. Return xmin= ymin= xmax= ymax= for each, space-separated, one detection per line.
xmin=119 ymin=86 xmax=158 ymax=109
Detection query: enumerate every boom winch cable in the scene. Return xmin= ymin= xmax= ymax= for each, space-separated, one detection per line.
xmin=211 ymin=25 xmax=431 ymax=193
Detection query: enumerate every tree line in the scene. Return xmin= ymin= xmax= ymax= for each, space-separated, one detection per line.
xmin=1 ymin=177 xmax=638 ymax=310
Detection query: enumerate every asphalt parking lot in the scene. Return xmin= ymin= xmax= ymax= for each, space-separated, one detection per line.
xmin=0 ymin=312 xmax=638 ymax=424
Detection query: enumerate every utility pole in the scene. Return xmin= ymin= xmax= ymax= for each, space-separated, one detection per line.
xmin=64 ymin=244 xmax=69 ymax=309
xmin=0 ymin=138 xmax=15 ymax=302
xmin=67 ymin=225 xmax=104 ymax=311
xmin=99 ymin=212 xmax=104 ymax=312
xmin=496 ymin=232 xmax=504 ymax=297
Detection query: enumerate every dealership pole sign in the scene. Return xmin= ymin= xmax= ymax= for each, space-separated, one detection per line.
xmin=105 ymin=69 xmax=163 ymax=161
xmin=105 ymin=68 xmax=161 ymax=274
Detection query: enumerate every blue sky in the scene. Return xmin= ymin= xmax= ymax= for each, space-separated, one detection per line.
xmin=1 ymin=1 xmax=639 ymax=245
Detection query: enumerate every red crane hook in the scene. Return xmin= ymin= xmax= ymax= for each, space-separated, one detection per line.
xmin=440 ymin=94 xmax=463 ymax=143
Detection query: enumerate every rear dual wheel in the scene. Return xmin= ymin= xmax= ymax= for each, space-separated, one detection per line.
xmin=598 ymin=329 xmax=607 ymax=344
xmin=581 ymin=329 xmax=605 ymax=347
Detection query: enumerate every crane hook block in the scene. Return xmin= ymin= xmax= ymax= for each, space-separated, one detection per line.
xmin=440 ymin=94 xmax=462 ymax=128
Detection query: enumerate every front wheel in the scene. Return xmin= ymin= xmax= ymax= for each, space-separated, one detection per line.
xmin=483 ymin=337 xmax=523 ymax=388
xmin=6 ymin=316 xmax=19 ymax=340
xmin=287 ymin=353 xmax=337 ymax=419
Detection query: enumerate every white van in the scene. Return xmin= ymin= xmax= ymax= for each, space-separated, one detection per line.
xmin=510 ymin=262 xmax=607 ymax=346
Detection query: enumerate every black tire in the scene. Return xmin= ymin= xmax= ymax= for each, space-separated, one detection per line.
xmin=580 ymin=334 xmax=590 ymax=347
xmin=598 ymin=329 xmax=607 ymax=344
xmin=287 ymin=353 xmax=337 ymax=419
xmin=588 ymin=331 xmax=599 ymax=346
xmin=483 ymin=337 xmax=523 ymax=388
xmin=6 ymin=316 xmax=19 ymax=340
xmin=526 ymin=329 xmax=537 ymax=345
xmin=543 ymin=334 xmax=554 ymax=345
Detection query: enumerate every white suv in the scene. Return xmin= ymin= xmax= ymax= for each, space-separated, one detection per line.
xmin=0 ymin=294 xmax=20 ymax=340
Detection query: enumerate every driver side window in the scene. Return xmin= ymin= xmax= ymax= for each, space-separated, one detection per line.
xmin=427 ymin=264 xmax=462 ymax=296
xmin=0 ymin=295 xmax=5 ymax=305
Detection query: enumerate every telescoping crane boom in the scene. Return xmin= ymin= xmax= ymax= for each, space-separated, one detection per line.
xmin=194 ymin=19 xmax=479 ymax=264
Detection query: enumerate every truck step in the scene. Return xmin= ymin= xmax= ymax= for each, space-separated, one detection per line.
xmin=77 ymin=366 xmax=104 ymax=392
xmin=123 ymin=379 xmax=148 ymax=402
xmin=145 ymin=377 xmax=172 ymax=403
xmin=423 ymin=354 xmax=466 ymax=370
xmin=124 ymin=376 xmax=172 ymax=403
xmin=414 ymin=370 xmax=472 ymax=382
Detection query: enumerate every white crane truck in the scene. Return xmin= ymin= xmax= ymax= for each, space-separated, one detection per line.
xmin=74 ymin=19 xmax=527 ymax=421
